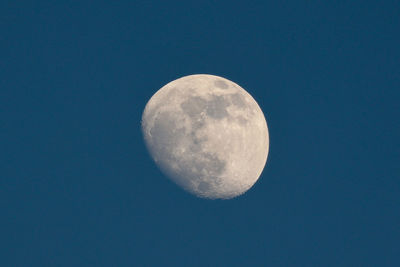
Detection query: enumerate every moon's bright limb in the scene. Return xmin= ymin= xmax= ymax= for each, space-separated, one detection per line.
xmin=141 ymin=74 xmax=269 ymax=199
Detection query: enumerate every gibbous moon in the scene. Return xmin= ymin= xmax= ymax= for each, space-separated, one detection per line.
xmin=141 ymin=74 xmax=269 ymax=199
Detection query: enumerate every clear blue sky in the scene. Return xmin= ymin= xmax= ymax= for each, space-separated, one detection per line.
xmin=1 ymin=1 xmax=399 ymax=266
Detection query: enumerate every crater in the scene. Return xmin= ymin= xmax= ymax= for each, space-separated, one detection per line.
xmin=229 ymin=93 xmax=247 ymax=108
xmin=180 ymin=96 xmax=207 ymax=118
xmin=214 ymin=79 xmax=229 ymax=89
xmin=181 ymin=95 xmax=231 ymax=120
xmin=149 ymin=111 xmax=185 ymax=159
xmin=202 ymin=153 xmax=226 ymax=176
xmin=236 ymin=115 xmax=248 ymax=125
xmin=189 ymin=130 xmax=208 ymax=153
xmin=192 ymin=118 xmax=205 ymax=130
xmin=206 ymin=95 xmax=230 ymax=119
xmin=184 ymin=152 xmax=225 ymax=178
xmin=175 ymin=151 xmax=226 ymax=193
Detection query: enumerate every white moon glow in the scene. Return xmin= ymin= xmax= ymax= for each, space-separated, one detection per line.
xmin=141 ymin=74 xmax=269 ymax=199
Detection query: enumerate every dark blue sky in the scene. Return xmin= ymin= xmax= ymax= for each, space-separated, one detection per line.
xmin=1 ymin=1 xmax=399 ymax=266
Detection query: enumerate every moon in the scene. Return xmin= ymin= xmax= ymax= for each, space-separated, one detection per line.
xmin=141 ymin=74 xmax=269 ymax=199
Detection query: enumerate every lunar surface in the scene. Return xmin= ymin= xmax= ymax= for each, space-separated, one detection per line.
xmin=141 ymin=74 xmax=269 ymax=199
